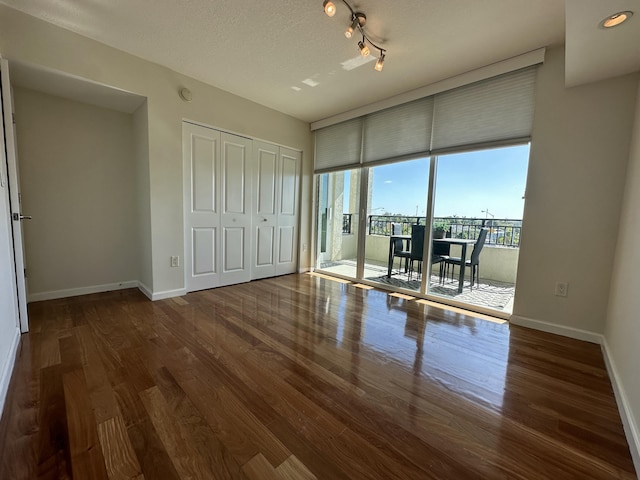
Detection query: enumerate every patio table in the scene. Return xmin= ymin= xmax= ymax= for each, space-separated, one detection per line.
xmin=434 ymin=238 xmax=476 ymax=294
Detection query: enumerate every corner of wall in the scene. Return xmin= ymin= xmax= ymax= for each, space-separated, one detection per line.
xmin=509 ymin=314 xmax=604 ymax=344
xmin=601 ymin=338 xmax=640 ymax=475
xmin=137 ymin=281 xmax=153 ymax=300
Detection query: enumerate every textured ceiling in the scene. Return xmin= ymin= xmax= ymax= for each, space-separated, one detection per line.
xmin=0 ymin=1 xmax=637 ymax=123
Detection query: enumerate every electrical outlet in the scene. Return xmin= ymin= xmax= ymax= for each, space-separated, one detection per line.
xmin=555 ymin=281 xmax=568 ymax=297
xmin=303 ymin=243 xmax=308 ymax=252
xmin=171 ymin=256 xmax=180 ymax=267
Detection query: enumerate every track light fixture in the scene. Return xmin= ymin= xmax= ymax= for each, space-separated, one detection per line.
xmin=322 ymin=0 xmax=387 ymax=72
xmin=323 ymin=0 xmax=336 ymax=17
xmin=358 ymin=38 xmax=370 ymax=57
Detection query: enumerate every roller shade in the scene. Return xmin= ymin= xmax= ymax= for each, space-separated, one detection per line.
xmin=431 ymin=67 xmax=537 ymax=153
xmin=314 ymin=65 xmax=538 ymax=172
xmin=362 ymin=96 xmax=434 ymax=164
xmin=314 ymin=117 xmax=363 ymax=172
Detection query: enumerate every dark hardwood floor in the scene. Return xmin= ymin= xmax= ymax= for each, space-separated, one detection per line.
xmin=0 ymin=273 xmax=636 ymax=479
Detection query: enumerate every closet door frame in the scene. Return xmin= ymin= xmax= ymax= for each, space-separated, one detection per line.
xmin=183 ymin=121 xmax=302 ymax=292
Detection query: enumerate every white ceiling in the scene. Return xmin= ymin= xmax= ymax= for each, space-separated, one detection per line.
xmin=1 ymin=0 xmax=638 ymax=123
xmin=565 ymin=0 xmax=640 ymax=87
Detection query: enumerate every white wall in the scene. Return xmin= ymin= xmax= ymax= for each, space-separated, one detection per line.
xmin=14 ymin=87 xmax=139 ymax=299
xmin=133 ymin=101 xmax=152 ymax=293
xmin=513 ymin=47 xmax=639 ymax=335
xmin=604 ymin=80 xmax=640 ymax=471
xmin=0 ymin=5 xmax=313 ymax=298
xmin=0 ymin=114 xmax=20 ymax=415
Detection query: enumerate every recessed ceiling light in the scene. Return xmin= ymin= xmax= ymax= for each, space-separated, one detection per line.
xmin=600 ymin=11 xmax=633 ymax=29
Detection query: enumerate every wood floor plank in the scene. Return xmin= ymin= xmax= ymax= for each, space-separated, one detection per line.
xmin=275 ymin=455 xmax=317 ymax=480
xmin=139 ymin=386 xmax=217 ymax=479
xmin=97 ymin=415 xmax=144 ymax=480
xmin=62 ymin=369 xmax=109 ymax=480
xmin=166 ymin=347 xmax=289 ymax=467
xmin=36 ymin=364 xmax=71 ymax=479
xmin=152 ymin=366 xmax=247 ymax=480
xmin=127 ymin=418 xmax=181 ymax=480
xmin=242 ymin=453 xmax=281 ymax=480
xmin=0 ymin=336 xmax=40 ymax=480
xmin=75 ymin=324 xmax=121 ymax=424
xmin=0 ymin=279 xmax=636 ymax=479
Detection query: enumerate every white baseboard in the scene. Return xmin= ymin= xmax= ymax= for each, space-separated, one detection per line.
xmin=137 ymin=282 xmax=153 ymax=300
xmin=150 ymin=288 xmax=187 ymax=301
xmin=509 ymin=315 xmax=604 ymax=344
xmin=0 ymin=328 xmax=21 ymax=418
xmin=28 ymin=280 xmax=139 ymax=303
xmin=298 ymin=267 xmax=312 ymax=274
xmin=601 ymin=339 xmax=640 ymax=475
xmin=28 ymin=280 xmax=187 ymax=303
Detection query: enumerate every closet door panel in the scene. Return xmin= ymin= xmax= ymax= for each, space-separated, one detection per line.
xmin=278 ymin=225 xmax=295 ymax=265
xmin=276 ymin=148 xmax=301 ymax=275
xmin=193 ymin=227 xmax=216 ymax=275
xmin=184 ymin=124 xmax=221 ymax=291
xmin=220 ymin=132 xmax=252 ymax=286
xmin=251 ymin=141 xmax=279 ymax=279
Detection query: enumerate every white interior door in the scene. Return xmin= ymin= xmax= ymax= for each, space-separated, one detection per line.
xmin=276 ymin=147 xmax=301 ymax=275
xmin=183 ymin=123 xmax=221 ymax=292
xmin=1 ymin=59 xmax=28 ymax=332
xmin=219 ymin=132 xmax=252 ymax=287
xmin=252 ymin=141 xmax=278 ymax=280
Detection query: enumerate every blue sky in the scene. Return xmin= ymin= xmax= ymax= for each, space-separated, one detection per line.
xmin=367 ymin=144 xmax=530 ymax=219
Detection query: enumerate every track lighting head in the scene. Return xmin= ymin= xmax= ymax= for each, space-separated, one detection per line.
xmin=345 ymin=19 xmax=356 ymax=38
xmin=345 ymin=13 xmax=365 ymax=38
xmin=323 ymin=0 xmax=336 ymax=17
xmin=321 ymin=1 xmax=387 ymax=71
xmin=345 ymin=24 xmax=354 ymax=38
xmin=358 ymin=39 xmax=370 ymax=57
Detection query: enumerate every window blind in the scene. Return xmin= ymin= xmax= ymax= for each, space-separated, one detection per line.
xmin=431 ymin=67 xmax=537 ymax=153
xmin=314 ymin=117 xmax=363 ymax=172
xmin=362 ymin=96 xmax=434 ymax=164
xmin=314 ymin=65 xmax=538 ymax=172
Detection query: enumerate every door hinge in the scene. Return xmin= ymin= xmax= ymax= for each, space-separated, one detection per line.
xmin=12 ymin=113 xmax=15 ymax=124
xmin=23 ymin=268 xmax=27 ymax=279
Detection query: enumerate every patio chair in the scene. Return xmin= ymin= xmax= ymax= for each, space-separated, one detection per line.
xmin=409 ymin=224 xmax=450 ymax=281
xmin=445 ymin=228 xmax=488 ymax=288
xmin=391 ymin=223 xmax=411 ymax=273
xmin=431 ymin=241 xmax=450 ymax=283
xmin=408 ymin=224 xmax=424 ymax=279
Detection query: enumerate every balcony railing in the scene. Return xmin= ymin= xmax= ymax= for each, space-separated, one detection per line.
xmin=366 ymin=215 xmax=522 ymax=247
xmin=342 ymin=213 xmax=353 ymax=234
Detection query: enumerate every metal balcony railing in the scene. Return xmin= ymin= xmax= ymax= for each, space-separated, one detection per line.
xmin=342 ymin=214 xmax=353 ymax=234
xmin=365 ymin=215 xmax=522 ymax=247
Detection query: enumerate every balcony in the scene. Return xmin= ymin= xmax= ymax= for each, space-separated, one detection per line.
xmin=318 ymin=215 xmax=520 ymax=313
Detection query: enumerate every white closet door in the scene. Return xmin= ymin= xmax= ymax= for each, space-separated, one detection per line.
xmin=219 ymin=132 xmax=252 ymax=287
xmin=276 ymin=147 xmax=301 ymax=275
xmin=252 ymin=141 xmax=278 ymax=280
xmin=183 ymin=123 xmax=221 ymax=292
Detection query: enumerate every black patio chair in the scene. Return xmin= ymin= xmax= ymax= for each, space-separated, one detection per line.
xmin=391 ymin=223 xmax=411 ymax=274
xmin=445 ymin=228 xmax=488 ymax=288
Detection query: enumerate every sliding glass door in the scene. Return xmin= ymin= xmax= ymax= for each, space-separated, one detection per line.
xmin=315 ymin=169 xmax=361 ymax=279
xmin=314 ymin=144 xmax=530 ymax=314
xmin=361 ymin=158 xmax=430 ymax=292
xmin=426 ymin=145 xmax=529 ymax=312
